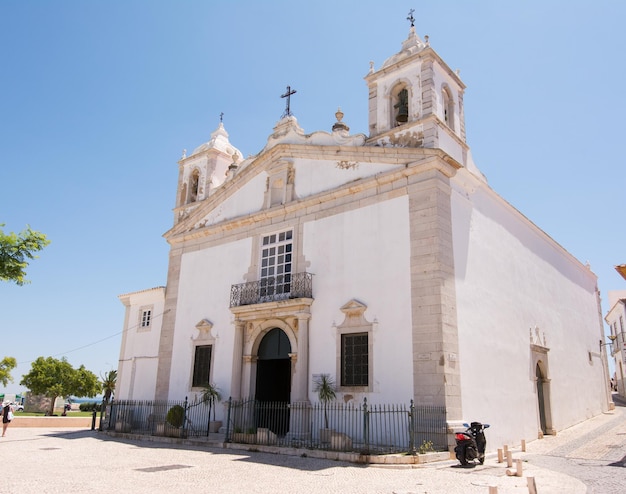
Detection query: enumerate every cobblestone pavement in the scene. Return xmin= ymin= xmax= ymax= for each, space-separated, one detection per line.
xmin=519 ymin=396 xmax=626 ymax=494
xmin=1 ymin=399 xmax=624 ymax=494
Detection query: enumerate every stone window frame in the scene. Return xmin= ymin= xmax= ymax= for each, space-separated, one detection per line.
xmin=138 ymin=305 xmax=153 ymax=332
xmin=441 ymin=83 xmax=455 ymax=131
xmin=335 ymin=299 xmax=374 ymax=392
xmin=190 ymin=319 xmax=216 ymax=391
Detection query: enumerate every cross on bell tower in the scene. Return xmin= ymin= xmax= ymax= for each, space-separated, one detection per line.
xmin=281 ymin=85 xmax=297 ymax=117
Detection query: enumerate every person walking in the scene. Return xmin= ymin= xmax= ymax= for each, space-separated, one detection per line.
xmin=2 ymin=402 xmax=14 ymax=436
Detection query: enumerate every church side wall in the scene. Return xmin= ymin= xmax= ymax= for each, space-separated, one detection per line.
xmin=451 ymin=177 xmax=606 ymax=450
xmin=303 ymin=195 xmax=414 ymax=404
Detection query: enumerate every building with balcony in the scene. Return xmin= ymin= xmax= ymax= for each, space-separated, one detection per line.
xmin=116 ymin=21 xmax=610 ymax=450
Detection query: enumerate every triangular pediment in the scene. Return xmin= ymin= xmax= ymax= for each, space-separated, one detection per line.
xmin=166 ymin=140 xmax=457 ymax=242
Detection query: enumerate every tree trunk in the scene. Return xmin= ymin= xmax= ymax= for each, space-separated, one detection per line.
xmin=49 ymin=396 xmax=58 ymax=416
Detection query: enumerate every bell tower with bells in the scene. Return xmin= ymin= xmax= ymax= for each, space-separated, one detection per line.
xmin=365 ymin=10 xmax=469 ymax=167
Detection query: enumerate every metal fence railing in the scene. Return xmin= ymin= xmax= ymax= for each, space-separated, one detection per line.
xmin=104 ymin=397 xmax=448 ymax=455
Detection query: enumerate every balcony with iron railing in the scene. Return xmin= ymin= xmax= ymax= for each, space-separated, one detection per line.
xmin=230 ymin=272 xmax=313 ymax=307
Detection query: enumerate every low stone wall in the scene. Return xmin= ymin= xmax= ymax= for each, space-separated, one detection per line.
xmin=11 ymin=416 xmax=100 ymax=428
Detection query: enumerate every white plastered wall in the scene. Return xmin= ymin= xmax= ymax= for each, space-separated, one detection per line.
xmin=451 ymin=174 xmax=606 ymax=449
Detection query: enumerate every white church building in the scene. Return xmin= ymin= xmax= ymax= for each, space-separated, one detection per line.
xmin=116 ymin=22 xmax=611 ymax=451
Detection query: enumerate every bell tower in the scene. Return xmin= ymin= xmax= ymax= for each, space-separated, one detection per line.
xmin=174 ymin=120 xmax=242 ymax=224
xmin=364 ymin=16 xmax=469 ymax=167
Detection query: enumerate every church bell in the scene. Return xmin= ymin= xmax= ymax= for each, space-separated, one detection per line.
xmin=394 ymin=88 xmax=409 ymax=123
xmin=395 ymin=105 xmax=408 ymax=123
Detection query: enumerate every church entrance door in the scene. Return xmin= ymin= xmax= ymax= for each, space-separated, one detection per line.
xmin=255 ymin=328 xmax=291 ymax=435
xmin=536 ymin=363 xmax=547 ymax=435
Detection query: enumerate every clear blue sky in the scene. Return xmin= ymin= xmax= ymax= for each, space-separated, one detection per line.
xmin=1 ymin=1 xmax=624 ymax=395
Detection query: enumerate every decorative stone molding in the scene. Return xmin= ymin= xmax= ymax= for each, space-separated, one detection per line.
xmin=194 ymin=318 xmax=216 ymax=341
xmin=336 ymin=160 xmax=359 ymax=170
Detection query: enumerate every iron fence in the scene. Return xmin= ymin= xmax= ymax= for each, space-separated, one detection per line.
xmin=105 ymin=397 xmax=217 ymax=438
xmin=104 ymin=397 xmax=448 ymax=455
xmin=225 ymin=397 xmax=447 ymax=454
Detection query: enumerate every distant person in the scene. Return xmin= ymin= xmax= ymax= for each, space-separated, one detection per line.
xmin=2 ymin=402 xmax=14 ymax=437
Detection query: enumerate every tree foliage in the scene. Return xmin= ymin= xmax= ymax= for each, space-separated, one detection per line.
xmin=20 ymin=357 xmax=100 ymax=414
xmin=0 ymin=223 xmax=50 ymax=285
xmin=0 ymin=357 xmax=17 ymax=387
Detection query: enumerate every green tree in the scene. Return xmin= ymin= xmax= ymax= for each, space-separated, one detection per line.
xmin=20 ymin=357 xmax=100 ymax=415
xmin=101 ymin=370 xmax=117 ymax=405
xmin=0 ymin=357 xmax=17 ymax=387
xmin=0 ymin=224 xmax=50 ymax=285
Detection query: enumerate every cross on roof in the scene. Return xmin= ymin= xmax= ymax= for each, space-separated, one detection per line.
xmin=281 ymin=85 xmax=297 ymax=117
xmin=407 ymin=9 xmax=415 ymax=27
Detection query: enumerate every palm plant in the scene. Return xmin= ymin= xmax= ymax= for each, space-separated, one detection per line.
xmin=314 ymin=373 xmax=336 ymax=429
xmin=201 ymin=383 xmax=222 ymax=433
xmin=101 ymin=370 xmax=117 ymax=405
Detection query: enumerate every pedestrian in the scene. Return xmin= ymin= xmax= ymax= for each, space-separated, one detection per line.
xmin=2 ymin=401 xmax=14 ymax=437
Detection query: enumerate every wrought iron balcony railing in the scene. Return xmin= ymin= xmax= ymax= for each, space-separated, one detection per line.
xmin=230 ymin=272 xmax=313 ymax=307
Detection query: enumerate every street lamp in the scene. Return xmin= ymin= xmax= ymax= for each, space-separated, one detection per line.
xmin=600 ymin=334 xmax=618 ymax=353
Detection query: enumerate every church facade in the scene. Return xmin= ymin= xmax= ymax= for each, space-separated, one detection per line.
xmin=116 ymin=24 xmax=611 ymax=450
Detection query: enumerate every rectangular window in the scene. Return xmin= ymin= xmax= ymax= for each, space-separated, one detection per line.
xmin=260 ymin=230 xmax=293 ymax=300
xmin=192 ymin=345 xmax=212 ymax=388
xmin=341 ymin=333 xmax=368 ymax=387
xmin=141 ymin=309 xmax=152 ymax=328
xmin=620 ymin=316 xmax=624 ymax=333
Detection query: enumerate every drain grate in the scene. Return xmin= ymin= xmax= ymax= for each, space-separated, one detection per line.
xmin=40 ymin=448 xmax=61 ymax=451
xmin=136 ymin=464 xmax=193 ymax=473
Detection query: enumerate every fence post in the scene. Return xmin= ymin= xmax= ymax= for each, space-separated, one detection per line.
xmin=408 ymin=399 xmax=415 ymax=454
xmin=108 ymin=398 xmax=115 ymax=431
xmin=182 ymin=396 xmax=188 ymax=436
xmin=362 ymin=398 xmax=370 ymax=454
xmin=225 ymin=397 xmax=232 ymax=442
xmin=98 ymin=398 xmax=105 ymax=431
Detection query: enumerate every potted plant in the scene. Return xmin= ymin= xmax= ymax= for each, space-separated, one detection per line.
xmin=314 ymin=373 xmax=336 ymax=443
xmin=165 ymin=404 xmax=187 ymax=438
xmin=201 ymin=383 xmax=222 ymax=434
xmin=232 ymin=426 xmax=256 ymax=444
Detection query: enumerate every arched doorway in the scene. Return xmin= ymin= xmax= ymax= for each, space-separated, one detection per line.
xmin=536 ymin=363 xmax=548 ymax=435
xmin=255 ymin=328 xmax=291 ymax=435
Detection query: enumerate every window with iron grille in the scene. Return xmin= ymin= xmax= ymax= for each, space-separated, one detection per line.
xmin=341 ymin=333 xmax=368 ymax=387
xmin=192 ymin=345 xmax=212 ymax=388
xmin=260 ymin=230 xmax=293 ymax=299
xmin=137 ymin=306 xmax=153 ymax=332
xmin=141 ymin=309 xmax=151 ymax=328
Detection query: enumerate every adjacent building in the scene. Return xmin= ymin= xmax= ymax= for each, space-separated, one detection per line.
xmin=605 ymin=265 xmax=626 ymax=398
xmin=116 ymin=22 xmax=611 ymax=450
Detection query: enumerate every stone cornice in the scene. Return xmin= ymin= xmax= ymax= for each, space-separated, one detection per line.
xmin=230 ymin=298 xmax=314 ymax=321
xmin=366 ymin=113 xmax=469 ymax=150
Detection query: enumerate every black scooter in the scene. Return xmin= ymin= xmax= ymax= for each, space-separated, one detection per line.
xmin=454 ymin=421 xmax=490 ymax=466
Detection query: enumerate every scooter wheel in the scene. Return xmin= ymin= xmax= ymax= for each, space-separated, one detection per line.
xmin=455 ymin=446 xmax=468 ymax=466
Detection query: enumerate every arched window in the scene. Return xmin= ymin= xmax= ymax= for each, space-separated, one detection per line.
xmin=442 ymin=86 xmax=455 ymax=131
xmin=189 ymin=169 xmax=200 ymax=203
